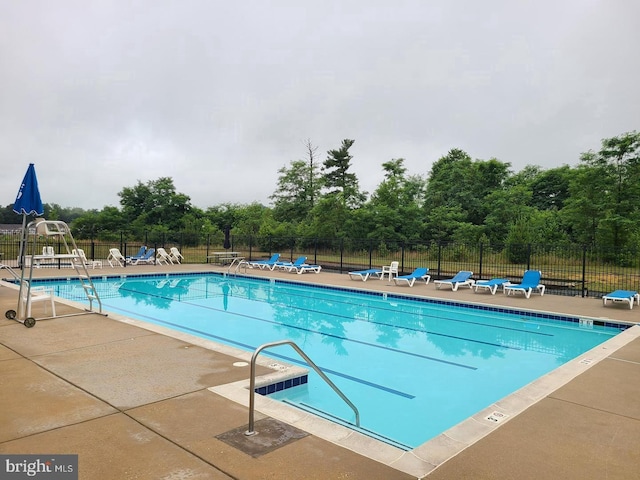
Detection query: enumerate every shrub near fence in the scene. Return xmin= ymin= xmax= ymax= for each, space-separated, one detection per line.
xmin=1 ymin=231 xmax=639 ymax=298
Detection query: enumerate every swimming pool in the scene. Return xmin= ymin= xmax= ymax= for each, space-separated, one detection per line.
xmin=40 ymin=272 xmax=626 ymax=449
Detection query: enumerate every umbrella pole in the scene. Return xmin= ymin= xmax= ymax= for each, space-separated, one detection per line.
xmin=17 ymin=214 xmax=27 ymax=269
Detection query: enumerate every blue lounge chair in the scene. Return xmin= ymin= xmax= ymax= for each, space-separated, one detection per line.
xmin=348 ymin=268 xmax=382 ymax=282
xmin=602 ymin=290 xmax=640 ymax=309
xmin=248 ymin=253 xmax=281 ymax=270
xmin=130 ymin=248 xmax=155 ymax=265
xmin=434 ymin=271 xmax=474 ymax=291
xmin=126 ymin=246 xmax=147 ymax=264
xmin=286 ymin=261 xmax=322 ymax=274
xmin=275 ymin=256 xmax=307 ymax=270
xmin=504 ymin=270 xmax=545 ymax=298
xmin=473 ymin=278 xmax=510 ymax=295
xmin=393 ymin=267 xmax=430 ymax=287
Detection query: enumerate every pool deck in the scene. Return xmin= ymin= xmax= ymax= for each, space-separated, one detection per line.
xmin=1 ymin=263 xmax=639 ymax=479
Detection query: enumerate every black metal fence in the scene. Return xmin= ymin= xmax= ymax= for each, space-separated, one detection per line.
xmin=1 ymin=231 xmax=639 ymax=298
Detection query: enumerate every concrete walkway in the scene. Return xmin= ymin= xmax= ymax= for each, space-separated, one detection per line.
xmin=1 ymin=263 xmax=639 ymax=479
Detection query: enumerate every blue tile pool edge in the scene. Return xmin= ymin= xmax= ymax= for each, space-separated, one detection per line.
xmin=255 ymin=374 xmax=308 ymax=396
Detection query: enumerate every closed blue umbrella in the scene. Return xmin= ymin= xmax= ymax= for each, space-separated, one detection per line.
xmin=223 ymin=226 xmax=231 ymax=250
xmin=13 ymin=163 xmax=44 ymax=268
xmin=13 ymin=163 xmax=44 ymax=217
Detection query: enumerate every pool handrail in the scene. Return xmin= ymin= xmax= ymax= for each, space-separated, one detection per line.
xmin=227 ymin=257 xmax=247 ymax=274
xmin=245 ymin=339 xmax=361 ymax=436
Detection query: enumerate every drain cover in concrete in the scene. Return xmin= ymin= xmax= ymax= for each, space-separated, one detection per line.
xmin=216 ymin=417 xmax=309 ymax=457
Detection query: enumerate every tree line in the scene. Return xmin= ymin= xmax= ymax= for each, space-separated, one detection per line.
xmin=1 ymin=131 xmax=639 ymax=252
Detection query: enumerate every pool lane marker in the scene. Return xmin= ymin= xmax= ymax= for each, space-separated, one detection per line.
xmin=104 ymin=301 xmax=480 ymax=372
xmin=98 ymin=304 xmax=421 ymax=399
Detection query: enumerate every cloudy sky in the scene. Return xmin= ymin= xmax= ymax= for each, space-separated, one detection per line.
xmin=1 ymin=0 xmax=638 ymax=211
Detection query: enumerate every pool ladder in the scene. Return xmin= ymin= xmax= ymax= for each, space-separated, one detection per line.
xmin=245 ymin=339 xmax=360 ymax=436
xmin=227 ymin=257 xmax=247 ymax=274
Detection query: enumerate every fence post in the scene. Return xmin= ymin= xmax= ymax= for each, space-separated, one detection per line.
xmin=401 ymin=243 xmax=405 ymax=274
xmin=581 ymin=245 xmax=587 ymax=297
xmin=437 ymin=242 xmax=442 ymax=277
xmin=526 ymin=244 xmax=531 ymax=271
xmin=314 ymin=238 xmax=318 ymax=265
xmin=248 ymin=236 xmax=253 ymax=262
xmin=368 ymin=239 xmax=373 ymax=269
xmin=478 ymin=243 xmax=484 ymax=279
xmin=340 ymin=238 xmax=344 ymax=273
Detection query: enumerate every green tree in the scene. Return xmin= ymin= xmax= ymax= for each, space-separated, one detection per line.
xmin=306 ymin=195 xmax=350 ymax=238
xmin=270 ymin=140 xmax=322 ymax=223
xmin=71 ymin=206 xmax=124 ymax=240
xmin=423 ymin=149 xmax=510 ymax=227
xmin=234 ymin=203 xmax=271 ymax=237
xmin=322 ymin=139 xmax=365 ymax=209
xmin=423 ymin=205 xmax=473 ymax=244
xmin=560 ymin=165 xmax=606 ymax=245
xmin=270 ymin=165 xmax=315 ymax=222
xmin=505 ymin=217 xmax=534 ymax=263
xmin=470 ymin=158 xmax=512 ymax=224
xmin=530 ymin=165 xmax=572 ymax=211
xmin=118 ymin=177 xmax=192 ymax=234
xmin=561 ymin=131 xmax=640 ymax=248
xmin=45 ymin=204 xmax=87 ymax=224
xmin=423 ymin=149 xmax=474 ymax=212
xmin=482 ymin=185 xmax=534 ymax=244
xmin=364 ymin=159 xmax=426 ymax=244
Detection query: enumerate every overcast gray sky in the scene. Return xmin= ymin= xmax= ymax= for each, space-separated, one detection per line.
xmin=1 ymin=0 xmax=638 ymax=211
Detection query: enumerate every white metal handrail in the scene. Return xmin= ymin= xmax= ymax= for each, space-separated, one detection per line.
xmin=244 ymin=339 xmax=360 ymax=436
xmin=226 ymin=256 xmax=246 ymax=273
xmin=0 ymin=263 xmax=21 ymax=282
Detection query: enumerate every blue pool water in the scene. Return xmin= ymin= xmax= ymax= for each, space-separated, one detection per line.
xmin=40 ymin=273 xmax=625 ymax=449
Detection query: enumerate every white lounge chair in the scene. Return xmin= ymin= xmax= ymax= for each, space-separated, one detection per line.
xmin=170 ymin=247 xmax=184 ymax=264
xmin=72 ymin=248 xmax=102 ymax=269
xmin=107 ymin=248 xmax=126 ymax=267
xmin=434 ymin=271 xmax=474 ymax=291
xmin=156 ymin=247 xmax=174 ymax=265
